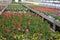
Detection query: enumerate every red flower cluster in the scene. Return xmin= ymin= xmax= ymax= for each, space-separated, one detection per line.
xmin=4 ymin=13 xmax=11 ymax=18
xmin=3 ymin=11 xmax=23 ymax=18
xmin=35 ymin=32 xmax=39 ymax=35
xmin=4 ymin=11 xmax=16 ymax=18
xmin=25 ymin=13 xmax=30 ymax=17
xmin=6 ymin=28 xmax=11 ymax=33
xmin=36 ymin=7 xmax=59 ymax=13
xmin=17 ymin=13 xmax=22 ymax=18
xmin=17 ymin=22 xmax=21 ymax=30
xmin=10 ymin=11 xmax=15 ymax=15
xmin=12 ymin=26 xmax=16 ymax=30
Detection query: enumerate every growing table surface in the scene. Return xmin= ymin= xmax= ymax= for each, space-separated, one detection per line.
xmin=0 ymin=3 xmax=60 ymax=40
xmin=25 ymin=3 xmax=60 ymax=21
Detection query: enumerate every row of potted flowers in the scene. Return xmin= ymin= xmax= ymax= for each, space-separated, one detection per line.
xmin=25 ymin=4 xmax=60 ymax=21
xmin=0 ymin=11 xmax=60 ymax=40
xmin=0 ymin=3 xmax=60 ymax=40
xmin=6 ymin=4 xmax=28 ymax=12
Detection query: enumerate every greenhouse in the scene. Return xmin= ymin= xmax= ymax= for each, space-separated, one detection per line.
xmin=0 ymin=0 xmax=60 ymax=40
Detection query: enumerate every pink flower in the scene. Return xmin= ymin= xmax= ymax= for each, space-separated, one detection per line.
xmin=25 ymin=29 xmax=29 ymax=33
xmin=17 ymin=27 xmax=21 ymax=30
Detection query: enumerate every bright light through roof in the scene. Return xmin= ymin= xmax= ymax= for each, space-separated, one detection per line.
xmin=15 ymin=0 xmax=18 ymax=2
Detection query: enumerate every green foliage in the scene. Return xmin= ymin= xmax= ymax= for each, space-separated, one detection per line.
xmin=0 ymin=3 xmax=60 ymax=40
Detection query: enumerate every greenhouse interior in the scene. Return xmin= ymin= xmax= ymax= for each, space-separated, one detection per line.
xmin=0 ymin=0 xmax=60 ymax=40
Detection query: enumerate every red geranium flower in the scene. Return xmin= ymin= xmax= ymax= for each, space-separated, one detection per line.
xmin=25 ymin=13 xmax=30 ymax=17
xmin=6 ymin=28 xmax=11 ymax=33
xmin=4 ymin=13 xmax=11 ymax=18
xmin=12 ymin=26 xmax=16 ymax=30
xmin=17 ymin=22 xmax=21 ymax=31
xmin=35 ymin=32 xmax=39 ymax=35
xmin=17 ymin=13 xmax=22 ymax=18
xmin=17 ymin=27 xmax=21 ymax=30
